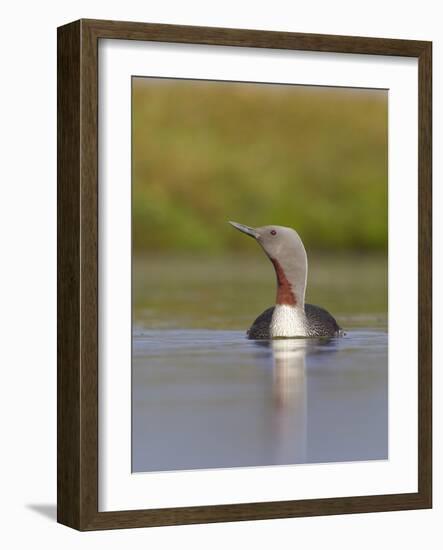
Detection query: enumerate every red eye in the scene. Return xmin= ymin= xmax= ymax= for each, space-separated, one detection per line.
xmin=270 ymin=230 xmax=277 ymax=236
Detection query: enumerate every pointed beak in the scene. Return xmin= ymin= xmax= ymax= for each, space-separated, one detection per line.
xmin=228 ymin=221 xmax=259 ymax=239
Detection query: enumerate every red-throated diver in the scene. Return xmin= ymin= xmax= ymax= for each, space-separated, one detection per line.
xmin=229 ymin=221 xmax=343 ymax=339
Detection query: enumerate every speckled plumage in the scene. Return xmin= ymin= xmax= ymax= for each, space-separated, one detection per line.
xmin=247 ymin=304 xmax=342 ymax=340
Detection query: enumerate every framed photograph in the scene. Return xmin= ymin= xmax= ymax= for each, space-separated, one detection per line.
xmin=57 ymin=19 xmax=432 ymax=530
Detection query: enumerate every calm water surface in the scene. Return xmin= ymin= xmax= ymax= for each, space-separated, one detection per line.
xmin=132 ymin=254 xmax=388 ymax=472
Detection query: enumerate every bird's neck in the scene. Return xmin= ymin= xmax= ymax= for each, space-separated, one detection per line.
xmin=270 ymin=254 xmax=307 ymax=311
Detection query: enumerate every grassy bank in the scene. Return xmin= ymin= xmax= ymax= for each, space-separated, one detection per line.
xmin=133 ymin=79 xmax=388 ymax=253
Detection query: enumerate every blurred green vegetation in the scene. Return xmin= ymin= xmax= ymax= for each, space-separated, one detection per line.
xmin=133 ymin=253 xmax=387 ymax=330
xmin=132 ymin=79 xmax=387 ymax=253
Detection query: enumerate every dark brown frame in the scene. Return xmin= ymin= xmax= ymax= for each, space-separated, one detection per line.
xmin=57 ymin=18 xmax=432 ymax=531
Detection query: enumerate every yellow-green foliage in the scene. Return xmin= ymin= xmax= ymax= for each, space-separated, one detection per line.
xmin=133 ymin=79 xmax=387 ymax=253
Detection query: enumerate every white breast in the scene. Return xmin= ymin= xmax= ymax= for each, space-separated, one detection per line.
xmin=270 ymin=305 xmax=308 ymax=338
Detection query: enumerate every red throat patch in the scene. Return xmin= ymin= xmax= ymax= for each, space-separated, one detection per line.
xmin=270 ymin=258 xmax=297 ymax=305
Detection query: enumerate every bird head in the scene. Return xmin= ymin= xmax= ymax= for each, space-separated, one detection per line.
xmin=229 ymin=221 xmax=308 ymax=307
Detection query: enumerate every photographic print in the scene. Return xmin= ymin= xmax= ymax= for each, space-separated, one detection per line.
xmin=58 ymin=19 xmax=431 ymax=529
xmin=131 ymin=77 xmax=388 ymax=473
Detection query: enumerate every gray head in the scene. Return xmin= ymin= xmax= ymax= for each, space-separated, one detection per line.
xmin=229 ymin=221 xmax=308 ymax=307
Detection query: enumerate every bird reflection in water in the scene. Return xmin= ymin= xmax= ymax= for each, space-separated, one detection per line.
xmin=254 ymin=338 xmax=336 ymax=465
xmin=271 ymin=339 xmax=307 ymax=408
xmin=270 ymin=338 xmax=308 ymax=462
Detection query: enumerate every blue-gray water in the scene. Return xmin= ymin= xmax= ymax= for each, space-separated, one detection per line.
xmin=132 ymin=328 xmax=388 ymax=472
xmin=132 ymin=254 xmax=388 ymax=472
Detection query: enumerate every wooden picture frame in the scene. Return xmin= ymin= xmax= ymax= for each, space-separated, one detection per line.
xmin=57 ymin=18 xmax=432 ymax=530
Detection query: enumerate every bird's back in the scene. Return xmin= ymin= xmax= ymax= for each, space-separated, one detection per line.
xmin=247 ymin=304 xmax=342 ymax=339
